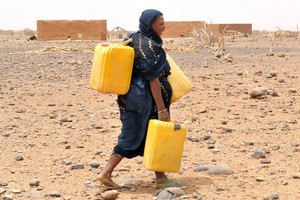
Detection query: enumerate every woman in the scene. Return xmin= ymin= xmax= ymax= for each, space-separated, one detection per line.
xmin=97 ymin=9 xmax=172 ymax=188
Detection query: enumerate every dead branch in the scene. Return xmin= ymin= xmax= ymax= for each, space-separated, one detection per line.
xmin=268 ymin=31 xmax=277 ymax=56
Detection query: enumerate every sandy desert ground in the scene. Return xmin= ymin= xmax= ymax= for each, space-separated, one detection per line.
xmin=0 ymin=34 xmax=299 ymax=200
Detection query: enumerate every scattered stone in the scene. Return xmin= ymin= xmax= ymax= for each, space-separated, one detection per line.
xmin=260 ymin=159 xmax=271 ymax=164
xmin=244 ymin=141 xmax=254 ymax=146
xmin=223 ymin=127 xmax=233 ymax=133
xmin=292 ymin=173 xmax=300 ymax=179
xmin=101 ymin=190 xmax=119 ymax=200
xmin=29 ymin=178 xmax=40 ymax=187
xmin=268 ymin=90 xmax=279 ymax=97
xmin=12 ymin=189 xmax=22 ymax=194
xmin=2 ymin=194 xmax=13 ymax=200
xmin=255 ymin=177 xmax=266 ymax=182
xmin=156 ymin=187 xmax=185 ymax=199
xmin=263 ymin=193 xmax=280 ymax=200
xmin=249 ymin=86 xmax=268 ymax=98
xmin=62 ymin=158 xmax=72 ymax=165
xmin=0 ymin=188 xmax=6 ymax=194
xmin=71 ymin=163 xmax=84 ymax=170
xmin=15 ymin=155 xmax=24 ymax=161
xmin=90 ymin=160 xmax=100 ymax=168
xmin=194 ymin=165 xmax=209 ymax=172
xmin=16 ymin=109 xmax=26 ymax=113
xmin=278 ymin=52 xmax=285 ymax=57
xmin=207 ymin=164 xmax=234 ymax=175
xmin=48 ymin=191 xmax=61 ymax=197
xmin=251 ymin=149 xmax=266 ymax=159
xmin=288 ymin=88 xmax=297 ymax=93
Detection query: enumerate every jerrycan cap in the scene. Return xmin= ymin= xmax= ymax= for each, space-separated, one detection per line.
xmin=173 ymin=120 xmax=184 ymax=131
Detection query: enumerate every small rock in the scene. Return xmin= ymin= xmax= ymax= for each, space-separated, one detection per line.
xmin=292 ymin=173 xmax=300 ymax=179
xmin=48 ymin=191 xmax=61 ymax=197
xmin=244 ymin=141 xmax=254 ymax=146
xmin=156 ymin=187 xmax=185 ymax=199
xmin=12 ymin=189 xmax=22 ymax=194
xmin=0 ymin=188 xmax=6 ymax=194
xmin=90 ymin=160 xmax=100 ymax=168
xmin=29 ymin=178 xmax=40 ymax=187
xmin=268 ymin=90 xmax=279 ymax=97
xmin=62 ymin=158 xmax=72 ymax=165
xmin=71 ymin=163 xmax=84 ymax=170
xmin=194 ymin=165 xmax=209 ymax=172
xmin=251 ymin=149 xmax=266 ymax=159
xmin=288 ymin=88 xmax=297 ymax=93
xmin=101 ymin=190 xmax=119 ymax=200
xmin=255 ymin=177 xmax=265 ymax=182
xmin=3 ymin=194 xmax=13 ymax=200
xmin=249 ymin=87 xmax=268 ymax=98
xmin=260 ymin=159 xmax=271 ymax=164
xmin=15 ymin=155 xmax=24 ymax=161
xmin=207 ymin=164 xmax=234 ymax=175
xmin=16 ymin=109 xmax=26 ymax=113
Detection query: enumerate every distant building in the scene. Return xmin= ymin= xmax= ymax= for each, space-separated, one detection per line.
xmin=108 ymin=27 xmax=131 ymax=39
xmin=210 ymin=24 xmax=252 ymax=36
xmin=37 ymin=20 xmax=107 ymax=41
xmin=162 ymin=21 xmax=252 ymax=38
xmin=162 ymin=21 xmax=205 ymax=38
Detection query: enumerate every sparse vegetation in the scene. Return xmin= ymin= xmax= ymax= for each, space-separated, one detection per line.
xmin=192 ymin=22 xmax=216 ymax=47
xmin=0 ymin=28 xmax=36 ymax=37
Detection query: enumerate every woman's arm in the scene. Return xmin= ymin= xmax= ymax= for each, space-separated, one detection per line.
xmin=149 ymin=78 xmax=170 ymax=121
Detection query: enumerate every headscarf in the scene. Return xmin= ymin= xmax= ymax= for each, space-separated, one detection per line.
xmin=123 ymin=9 xmax=170 ymax=80
xmin=138 ymin=9 xmax=163 ymax=45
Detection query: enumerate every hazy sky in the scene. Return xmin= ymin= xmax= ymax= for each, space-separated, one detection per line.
xmin=1 ymin=0 xmax=299 ymax=31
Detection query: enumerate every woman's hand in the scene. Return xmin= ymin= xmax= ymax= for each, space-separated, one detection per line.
xmin=158 ymin=110 xmax=170 ymax=122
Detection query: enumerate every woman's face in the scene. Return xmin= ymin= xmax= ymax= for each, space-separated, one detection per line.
xmin=152 ymin=15 xmax=165 ymax=37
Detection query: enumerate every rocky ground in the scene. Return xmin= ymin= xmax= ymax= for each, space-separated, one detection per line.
xmin=0 ymin=35 xmax=299 ymax=200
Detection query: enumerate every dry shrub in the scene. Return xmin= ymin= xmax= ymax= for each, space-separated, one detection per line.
xmin=275 ymin=26 xmax=298 ymax=38
xmin=192 ymin=22 xmax=216 ymax=47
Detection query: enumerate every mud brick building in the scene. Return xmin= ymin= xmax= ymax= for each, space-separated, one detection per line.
xmin=162 ymin=21 xmax=205 ymax=38
xmin=37 ymin=20 xmax=107 ymax=41
xmin=162 ymin=21 xmax=252 ymax=38
xmin=211 ymin=24 xmax=252 ymax=36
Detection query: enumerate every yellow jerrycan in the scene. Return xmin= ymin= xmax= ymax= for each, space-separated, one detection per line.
xmin=143 ymin=119 xmax=186 ymax=173
xmin=90 ymin=43 xmax=134 ymax=94
xmin=167 ymin=54 xmax=193 ymax=103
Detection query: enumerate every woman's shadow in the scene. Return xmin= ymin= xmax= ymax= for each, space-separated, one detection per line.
xmin=120 ymin=175 xmax=213 ymax=195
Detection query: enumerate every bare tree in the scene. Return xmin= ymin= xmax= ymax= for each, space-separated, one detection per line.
xmin=192 ymin=22 xmax=215 ymax=47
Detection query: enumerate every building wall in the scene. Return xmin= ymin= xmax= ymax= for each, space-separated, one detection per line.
xmin=212 ymin=24 xmax=252 ymax=36
xmin=162 ymin=21 xmax=205 ymax=38
xmin=37 ymin=20 xmax=107 ymax=41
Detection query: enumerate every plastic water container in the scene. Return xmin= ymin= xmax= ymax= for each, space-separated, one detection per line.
xmin=90 ymin=43 xmax=134 ymax=94
xmin=143 ymin=119 xmax=186 ymax=172
xmin=167 ymin=54 xmax=193 ymax=103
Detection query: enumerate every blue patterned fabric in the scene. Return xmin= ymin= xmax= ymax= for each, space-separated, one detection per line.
xmin=113 ymin=9 xmax=172 ymax=158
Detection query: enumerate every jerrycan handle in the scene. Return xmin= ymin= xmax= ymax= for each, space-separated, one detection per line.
xmin=122 ymin=38 xmax=133 ymax=46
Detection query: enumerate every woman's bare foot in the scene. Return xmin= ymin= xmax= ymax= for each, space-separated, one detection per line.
xmin=95 ymin=174 xmax=112 ymax=184
xmin=154 ymin=172 xmax=182 ymax=188
xmin=155 ymin=172 xmax=169 ymax=185
xmin=94 ymin=174 xmax=120 ymax=189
